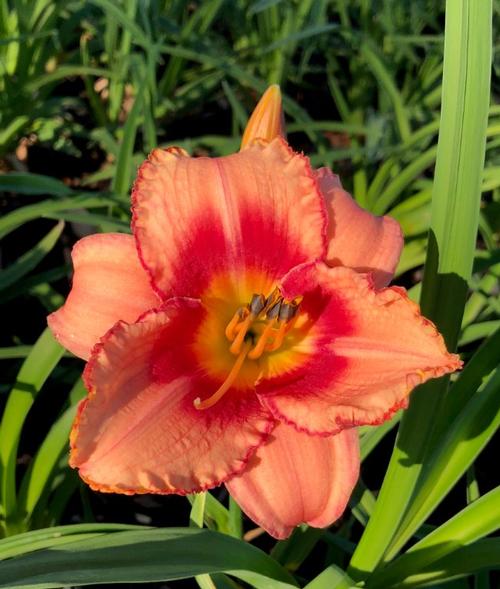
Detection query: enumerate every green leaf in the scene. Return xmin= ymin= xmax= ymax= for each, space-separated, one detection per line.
xmin=439 ymin=327 xmax=500 ymax=438
xmin=373 ymin=146 xmax=437 ymax=214
xmin=187 ymin=491 xmax=230 ymax=533
xmin=272 ymin=526 xmax=325 ymax=572
xmin=385 ymin=367 xmax=500 ymax=558
xmin=349 ymin=0 xmax=492 ymax=579
xmin=304 ymin=565 xmax=356 ymax=589
xmin=394 ymin=538 xmax=500 ymax=587
xmin=0 ymin=527 xmax=298 ymax=589
xmin=360 ymin=413 xmax=401 ymax=462
xmin=0 ymin=195 xmax=117 ymax=240
xmin=0 ymin=329 xmax=64 ymax=535
xmin=17 ymin=380 xmax=86 ymax=525
xmin=349 ymin=480 xmax=376 ymax=528
xmin=189 ymin=493 xmax=220 ymax=589
xmin=361 ymin=42 xmax=411 ymax=142
xmin=228 ymin=497 xmax=243 ymax=539
xmin=43 ymin=211 xmax=130 ymax=232
xmin=248 ymin=0 xmax=284 ymax=17
xmin=0 ymin=221 xmax=64 ymax=291
xmin=25 ymin=66 xmax=117 ymax=93
xmin=190 ymin=492 xmax=207 ymax=528
xmin=111 ymin=90 xmax=144 ymax=197
xmin=0 ymin=173 xmax=72 ymax=197
xmin=368 ymin=486 xmax=500 ymax=588
xmin=394 ymin=239 xmax=427 ymax=277
xmin=0 ymin=346 xmax=35 ymax=360
xmin=0 ymin=524 xmax=143 ymax=561
xmin=459 ymin=321 xmax=500 ymax=346
xmin=89 ymin=0 xmax=153 ymax=51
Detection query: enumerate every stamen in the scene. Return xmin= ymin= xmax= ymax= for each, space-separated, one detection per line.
xmin=249 ymin=293 xmax=266 ymax=315
xmin=264 ymin=288 xmax=281 ymax=312
xmin=224 ymin=291 xmax=303 ymax=359
xmin=194 ymin=342 xmax=251 ymax=410
xmin=279 ymin=301 xmax=298 ymax=322
xmin=265 ymin=321 xmax=288 ymax=352
xmin=229 ymin=314 xmax=254 ymax=355
xmin=225 ymin=307 xmax=248 ymax=341
xmin=266 ymin=299 xmax=282 ymax=319
xmin=247 ymin=321 xmax=277 ymax=360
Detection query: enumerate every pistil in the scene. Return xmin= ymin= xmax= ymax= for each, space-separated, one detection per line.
xmin=194 ymin=341 xmax=252 ymax=410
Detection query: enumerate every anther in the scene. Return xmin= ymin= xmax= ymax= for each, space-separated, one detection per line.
xmin=264 ymin=289 xmax=281 ymax=311
xmin=278 ymin=302 xmax=298 ymax=322
xmin=249 ymin=294 xmax=266 ymax=315
xmin=266 ymin=300 xmax=282 ymax=319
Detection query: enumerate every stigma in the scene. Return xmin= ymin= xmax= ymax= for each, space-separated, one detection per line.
xmin=194 ymin=288 xmax=302 ymax=410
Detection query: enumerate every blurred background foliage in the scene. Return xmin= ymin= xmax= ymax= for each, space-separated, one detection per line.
xmin=0 ymin=0 xmax=499 ymax=588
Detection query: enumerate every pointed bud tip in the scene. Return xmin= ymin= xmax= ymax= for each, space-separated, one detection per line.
xmin=240 ymin=85 xmax=286 ymax=150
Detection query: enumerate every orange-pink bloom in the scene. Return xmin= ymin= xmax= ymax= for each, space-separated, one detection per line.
xmin=48 ymin=86 xmax=461 ymax=539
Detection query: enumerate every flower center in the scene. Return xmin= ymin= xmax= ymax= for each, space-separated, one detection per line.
xmin=193 ymin=288 xmax=302 ymax=410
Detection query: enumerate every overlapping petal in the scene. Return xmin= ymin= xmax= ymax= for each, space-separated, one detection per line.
xmin=132 ymin=138 xmax=327 ymax=299
xmin=71 ymin=299 xmax=274 ymax=494
xmin=47 ymin=234 xmax=159 ymax=360
xmin=317 ymin=167 xmax=403 ymax=288
xmin=226 ymin=422 xmax=359 ymax=539
xmin=258 ymin=262 xmax=462 ymax=434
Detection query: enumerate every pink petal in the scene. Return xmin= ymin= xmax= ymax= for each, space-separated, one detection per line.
xmin=258 ymin=262 xmax=462 ymax=434
xmin=226 ymin=422 xmax=359 ymax=539
xmin=132 ymin=138 xmax=327 ymax=299
xmin=71 ymin=299 xmax=274 ymax=494
xmin=48 ymin=233 xmax=160 ymax=360
xmin=318 ymin=167 xmax=403 ymax=288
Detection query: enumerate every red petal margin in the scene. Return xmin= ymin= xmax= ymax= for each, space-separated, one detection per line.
xmin=47 ymin=233 xmax=160 ymax=360
xmin=131 ymin=138 xmax=328 ymax=299
xmin=70 ymin=299 xmax=275 ymax=495
xmin=226 ymin=422 xmax=359 ymax=539
xmin=317 ymin=167 xmax=403 ymax=288
xmin=258 ymin=262 xmax=462 ymax=435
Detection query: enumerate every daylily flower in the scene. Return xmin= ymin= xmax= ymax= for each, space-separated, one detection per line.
xmin=48 ymin=86 xmax=461 ymax=539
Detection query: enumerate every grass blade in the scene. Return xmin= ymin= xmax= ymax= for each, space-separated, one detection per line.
xmin=0 ymin=524 xmax=145 ymax=561
xmin=0 ymin=173 xmax=72 ymax=197
xmin=0 ymin=221 xmax=63 ymax=291
xmin=111 ymin=89 xmax=144 ymax=197
xmin=17 ymin=380 xmax=86 ymax=525
xmin=369 ymin=486 xmax=500 ymax=588
xmin=304 ymin=565 xmax=356 ymax=589
xmin=0 ymin=195 xmax=117 ymax=240
xmin=384 ymin=367 xmax=500 ymax=558
xmin=349 ymin=0 xmax=492 ymax=578
xmin=0 ymin=527 xmax=298 ymax=589
xmin=0 ymin=329 xmax=64 ymax=536
xmin=379 ymin=538 xmax=499 ymax=587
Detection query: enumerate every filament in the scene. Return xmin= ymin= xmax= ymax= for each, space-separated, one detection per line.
xmin=194 ymin=342 xmax=251 ymax=410
xmin=247 ymin=322 xmax=277 ymax=360
xmin=229 ymin=315 xmax=253 ymax=355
